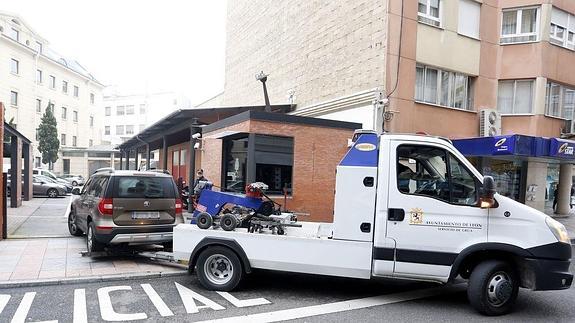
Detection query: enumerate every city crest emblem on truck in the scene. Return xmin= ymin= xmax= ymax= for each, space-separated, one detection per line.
xmin=408 ymin=208 xmax=424 ymax=225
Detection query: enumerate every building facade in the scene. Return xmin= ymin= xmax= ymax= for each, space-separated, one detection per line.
xmin=218 ymin=0 xmax=575 ymax=214
xmin=0 ymin=12 xmax=104 ymax=177
xmin=102 ymin=91 xmax=191 ymax=147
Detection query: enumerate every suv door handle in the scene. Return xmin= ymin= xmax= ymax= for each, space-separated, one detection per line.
xmin=388 ymin=208 xmax=405 ymax=221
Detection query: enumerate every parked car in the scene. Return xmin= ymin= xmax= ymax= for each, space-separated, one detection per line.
xmin=33 ymin=168 xmax=73 ymax=188
xmin=59 ymin=174 xmax=85 ymax=186
xmin=69 ymin=169 xmax=184 ymax=253
xmin=37 ymin=175 xmax=73 ymax=193
xmin=32 ymin=175 xmax=68 ymax=198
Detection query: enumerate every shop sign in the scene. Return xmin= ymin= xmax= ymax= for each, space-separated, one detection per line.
xmin=492 ymin=135 xmax=515 ymax=155
xmin=549 ymin=138 xmax=575 ymax=159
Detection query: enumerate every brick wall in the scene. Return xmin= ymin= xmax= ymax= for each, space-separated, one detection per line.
xmin=202 ymin=119 xmax=354 ymax=222
xmin=223 ymin=0 xmax=388 ymax=108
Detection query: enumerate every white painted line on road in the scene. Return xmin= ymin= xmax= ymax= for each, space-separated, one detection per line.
xmin=97 ymin=286 xmax=147 ymax=321
xmin=196 ymin=285 xmax=464 ymax=323
xmin=141 ymin=284 xmax=174 ymax=317
xmin=11 ymin=292 xmax=57 ymax=323
xmin=175 ymin=282 xmax=226 ymax=314
xmin=73 ymin=289 xmax=88 ymax=323
xmin=0 ymin=295 xmax=10 ymax=316
xmin=216 ymin=292 xmax=271 ymax=308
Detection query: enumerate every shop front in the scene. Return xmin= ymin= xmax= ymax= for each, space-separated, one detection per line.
xmin=453 ymin=135 xmax=575 ymax=214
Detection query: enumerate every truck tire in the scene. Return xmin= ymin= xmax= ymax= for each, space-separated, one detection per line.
xmin=86 ymin=222 xmax=105 ymax=254
xmin=220 ymin=214 xmax=237 ymax=231
xmin=467 ymin=260 xmax=519 ymax=316
xmin=196 ymin=246 xmax=243 ymax=291
xmin=196 ymin=212 xmax=213 ymax=230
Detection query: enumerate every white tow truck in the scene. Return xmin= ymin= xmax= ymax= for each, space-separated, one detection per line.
xmin=172 ymin=130 xmax=572 ymax=316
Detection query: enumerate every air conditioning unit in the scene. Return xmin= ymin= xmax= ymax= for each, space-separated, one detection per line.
xmin=479 ymin=109 xmax=501 ymax=137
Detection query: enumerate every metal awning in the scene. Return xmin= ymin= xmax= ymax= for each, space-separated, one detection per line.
xmin=117 ymin=104 xmax=293 ymax=151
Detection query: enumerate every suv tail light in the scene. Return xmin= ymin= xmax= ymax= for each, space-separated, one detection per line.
xmin=98 ymin=198 xmax=114 ymax=216
xmin=175 ymin=198 xmax=183 ymax=215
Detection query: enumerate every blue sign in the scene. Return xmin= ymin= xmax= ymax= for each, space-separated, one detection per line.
xmin=549 ymin=138 xmax=575 ymax=159
xmin=492 ymin=135 xmax=515 ymax=155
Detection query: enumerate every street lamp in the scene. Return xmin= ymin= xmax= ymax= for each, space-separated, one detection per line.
xmin=255 ymin=71 xmax=271 ymax=112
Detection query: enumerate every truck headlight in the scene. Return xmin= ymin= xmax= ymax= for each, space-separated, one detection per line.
xmin=546 ymin=217 xmax=571 ymax=244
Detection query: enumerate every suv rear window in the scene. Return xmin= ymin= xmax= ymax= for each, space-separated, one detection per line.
xmin=113 ymin=176 xmax=176 ymax=199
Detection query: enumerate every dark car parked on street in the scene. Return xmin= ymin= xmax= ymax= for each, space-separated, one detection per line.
xmin=68 ymin=169 xmax=184 ymax=253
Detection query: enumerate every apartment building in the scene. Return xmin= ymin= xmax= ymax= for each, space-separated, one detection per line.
xmin=102 ymin=91 xmax=191 ymax=147
xmin=216 ymin=0 xmax=575 ymax=213
xmin=0 ymin=12 xmax=104 ymax=177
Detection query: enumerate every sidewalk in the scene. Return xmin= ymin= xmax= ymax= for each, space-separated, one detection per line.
xmin=8 ymin=196 xmax=71 ymax=238
xmin=0 ymin=237 xmax=185 ymax=285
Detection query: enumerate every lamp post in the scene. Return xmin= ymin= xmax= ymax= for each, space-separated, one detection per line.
xmin=255 ymin=71 xmax=271 ymax=112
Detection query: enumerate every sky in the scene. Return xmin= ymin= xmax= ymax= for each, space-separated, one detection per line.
xmin=2 ymin=0 xmax=227 ymax=105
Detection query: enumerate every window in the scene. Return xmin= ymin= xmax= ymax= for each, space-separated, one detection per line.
xmin=90 ymin=116 xmax=94 ymax=127
xmin=116 ymin=125 xmax=124 ymax=135
xmin=61 ymin=134 xmax=66 ymax=146
xmin=35 ymin=157 xmax=41 ymax=168
xmin=115 ymin=177 xmax=176 ymax=199
xmin=397 ymin=145 xmax=478 ymax=206
xmin=49 ymin=75 xmax=56 ymax=89
xmin=73 ymin=110 xmax=78 ymax=122
xmin=90 ymin=93 xmax=95 ymax=104
xmin=8 ymin=27 xmax=19 ymax=41
xmin=501 ymin=7 xmax=539 ymax=44
xmin=126 ymin=105 xmax=134 ymax=115
xmin=415 ymin=64 xmax=473 ymax=110
xmin=545 ymin=82 xmax=575 ymax=120
xmin=61 ymin=107 xmax=67 ymax=119
xmin=62 ymin=81 xmax=68 ymax=93
xmin=10 ymin=58 xmax=19 ymax=74
xmin=89 ymin=139 xmax=93 ymax=147
xmin=36 ymin=99 xmax=42 ymax=113
xmin=10 ymin=91 xmax=18 ymax=106
xmin=418 ymin=0 xmax=441 ymax=27
xmin=105 ymin=106 xmax=111 ymax=116
xmin=550 ymin=7 xmax=575 ymax=50
xmin=458 ymin=0 xmax=481 ymax=39
xmin=117 ymin=106 xmax=125 ymax=116
xmin=73 ymin=85 xmax=79 ymax=97
xmin=105 ymin=126 xmax=110 ymax=135
xmin=126 ymin=125 xmax=134 ymax=135
xmin=34 ymin=41 xmax=42 ymax=53
xmin=72 ymin=136 xmax=77 ymax=147
xmin=139 ymin=104 xmax=146 ymax=114
xmin=36 ymin=69 xmax=42 ymax=84
xmin=497 ymin=80 xmax=534 ymax=114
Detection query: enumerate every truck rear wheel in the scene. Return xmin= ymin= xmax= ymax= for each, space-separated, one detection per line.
xmin=196 ymin=246 xmax=243 ymax=291
xmin=467 ymin=260 xmax=519 ymax=316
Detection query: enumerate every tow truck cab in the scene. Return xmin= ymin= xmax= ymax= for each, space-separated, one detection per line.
xmin=175 ymin=131 xmax=572 ymax=315
xmin=335 ymin=131 xmax=571 ymax=286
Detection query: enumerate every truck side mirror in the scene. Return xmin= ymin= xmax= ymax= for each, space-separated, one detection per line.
xmin=480 ymin=176 xmax=496 ymax=208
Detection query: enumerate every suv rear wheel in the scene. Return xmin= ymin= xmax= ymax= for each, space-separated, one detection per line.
xmin=68 ymin=210 xmax=83 ymax=236
xmin=86 ymin=222 xmax=105 ymax=254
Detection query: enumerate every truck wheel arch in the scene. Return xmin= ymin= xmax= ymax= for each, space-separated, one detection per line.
xmin=189 ymin=237 xmax=252 ymax=274
xmin=449 ymin=243 xmax=532 ymax=283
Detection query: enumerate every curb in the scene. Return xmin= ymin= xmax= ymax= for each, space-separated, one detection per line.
xmin=0 ymin=270 xmax=188 ymax=289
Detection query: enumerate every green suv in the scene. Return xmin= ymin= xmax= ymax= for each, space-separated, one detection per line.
xmin=68 ymin=169 xmax=184 ymax=253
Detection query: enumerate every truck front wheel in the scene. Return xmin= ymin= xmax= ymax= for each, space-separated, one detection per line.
xmin=467 ymin=260 xmax=519 ymax=316
xmin=196 ymin=246 xmax=243 ymax=291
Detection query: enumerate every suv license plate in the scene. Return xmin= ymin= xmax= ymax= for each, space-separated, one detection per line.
xmin=132 ymin=212 xmax=160 ymax=219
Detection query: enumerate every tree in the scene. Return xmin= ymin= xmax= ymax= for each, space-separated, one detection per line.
xmin=37 ymin=102 xmax=59 ymax=169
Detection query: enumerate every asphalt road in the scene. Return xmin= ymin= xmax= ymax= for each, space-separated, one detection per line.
xmin=0 ymin=255 xmax=574 ymax=323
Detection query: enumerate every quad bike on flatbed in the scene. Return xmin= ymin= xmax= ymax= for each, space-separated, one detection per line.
xmin=191 ymin=182 xmax=300 ymax=235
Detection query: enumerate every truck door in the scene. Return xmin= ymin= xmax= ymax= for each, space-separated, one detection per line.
xmin=385 ymin=141 xmax=488 ymax=280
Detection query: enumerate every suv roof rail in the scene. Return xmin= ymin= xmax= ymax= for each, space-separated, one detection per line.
xmin=147 ymin=169 xmax=171 ymax=175
xmin=93 ymin=167 xmax=114 ymax=174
